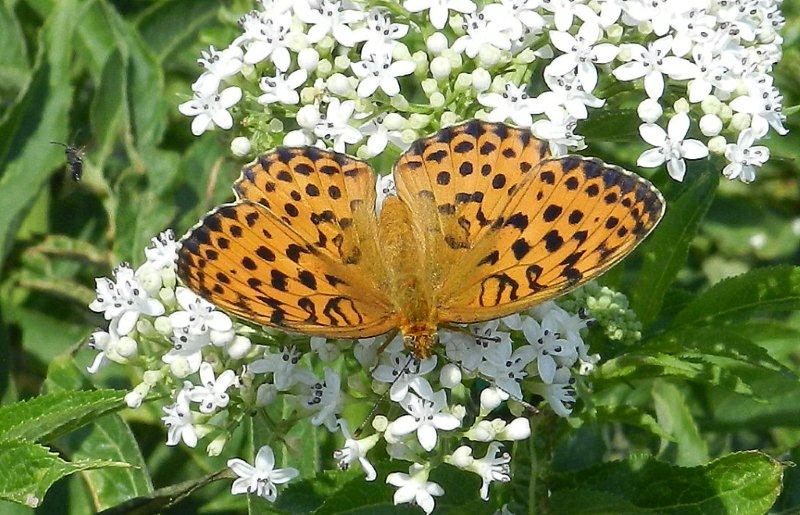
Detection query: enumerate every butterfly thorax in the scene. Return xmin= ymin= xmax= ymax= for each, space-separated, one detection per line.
xmin=378 ymin=196 xmax=438 ymax=358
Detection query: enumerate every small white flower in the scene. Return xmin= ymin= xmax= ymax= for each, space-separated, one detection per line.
xmin=470 ymin=442 xmax=511 ymax=500
xmin=257 ymin=69 xmax=308 ymax=105
xmin=373 ymin=354 xmax=437 ymax=402
xmin=403 ymin=0 xmax=476 ymax=30
xmin=142 ymin=229 xmax=177 ymax=271
xmin=637 ymin=112 xmax=709 ymax=181
xmin=386 ymin=463 xmax=444 ymax=514
xmin=162 ymin=391 xmax=198 ymax=447
xmin=297 ymin=0 xmax=364 ymax=47
xmin=390 ymin=381 xmax=460 ymax=451
xmin=188 ymin=362 xmax=238 ymax=413
xmin=612 ymin=36 xmax=697 ymax=100
xmin=351 ymin=52 xmax=416 ymax=98
xmin=541 ymin=0 xmax=597 ymax=32
xmin=86 ymin=322 xmax=137 ymax=373
xmin=355 ymin=9 xmax=409 ymax=57
xmin=546 ymin=22 xmax=618 ymax=92
xmin=89 ymin=264 xmax=165 ymax=335
xmin=360 ymin=115 xmax=406 ymax=158
xmin=452 ymin=11 xmax=512 ymax=58
xmin=334 ymin=420 xmax=379 ymax=481
xmin=478 ymin=83 xmax=543 ymax=126
xmin=537 ymin=73 xmax=604 ymax=121
xmin=163 ymin=327 xmax=208 ymax=377
xmin=310 ymin=336 xmax=341 ymax=362
xmin=442 ymin=321 xmax=509 ymax=373
xmin=521 ymin=318 xmax=574 ymax=383
xmin=301 ymin=367 xmax=342 ymax=431
xmin=228 ymin=445 xmax=299 ymax=501
xmin=532 ymin=366 xmax=576 ymax=417
xmin=234 ymin=11 xmax=292 ymax=69
xmin=193 ymin=45 xmax=243 ymax=96
xmin=169 ymin=287 xmax=233 ymax=335
xmin=531 ymin=108 xmax=585 ymax=156
xmin=314 ymin=98 xmax=362 ymax=152
xmin=249 ymin=346 xmax=311 ymax=391
xmin=484 ymin=0 xmax=545 ymax=40
xmin=479 ymin=338 xmax=537 ymax=398
xmin=178 ymin=87 xmax=242 ymax=136
xmin=686 ymin=49 xmax=736 ymax=104
xmin=723 ymin=129 xmax=770 ymax=183
xmin=375 ymin=173 xmax=398 ymax=215
xmin=729 ymin=76 xmax=788 ymax=137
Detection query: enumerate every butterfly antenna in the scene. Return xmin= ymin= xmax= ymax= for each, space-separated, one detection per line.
xmin=354 ymin=353 xmax=415 ymax=438
xmin=50 ymin=141 xmax=67 ymax=148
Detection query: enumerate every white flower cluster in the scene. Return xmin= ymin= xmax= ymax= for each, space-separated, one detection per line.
xmin=179 ymin=0 xmax=786 ymax=185
xmin=85 ymin=228 xmax=596 ymax=512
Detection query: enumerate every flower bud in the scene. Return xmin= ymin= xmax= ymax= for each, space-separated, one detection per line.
xmin=440 ymin=111 xmax=459 ymax=127
xmin=718 ymin=104 xmax=733 ymax=121
xmin=136 ymin=318 xmax=156 ymax=337
xmin=297 ymin=105 xmax=321 ymax=128
xmin=471 ymin=68 xmax=491 ymax=92
xmin=730 ymin=112 xmax=751 ymax=132
xmin=430 ymin=92 xmax=445 ymax=108
xmin=317 ymin=35 xmax=335 ymax=53
xmin=168 ymin=356 xmax=193 ymax=378
xmin=206 ymin=434 xmax=228 ymax=456
xmin=606 ymin=24 xmax=623 ymax=42
xmin=421 ymin=78 xmax=439 ymax=96
xmin=390 ymin=94 xmax=409 ymax=111
xmin=426 ymin=33 xmax=448 ymax=55
xmin=701 ymin=94 xmax=722 ymax=115
xmin=125 ymin=389 xmax=144 ymax=409
xmin=317 ymin=58 xmax=333 ymax=77
xmin=480 ymin=387 xmax=504 ymax=414
xmin=333 ymin=54 xmax=350 ymax=71
xmin=465 ymin=420 xmax=495 ymax=442
xmin=401 ymin=129 xmax=418 ymax=144
xmin=256 ymin=383 xmax=277 ymax=406
xmin=451 ymin=404 xmax=467 ymax=420
xmin=637 ymin=21 xmax=653 ymax=35
xmin=143 ymin=369 xmax=163 ymax=385
xmin=440 ymin=363 xmax=462 ymax=388
xmin=210 ymin=328 xmax=235 ymax=346
xmin=298 ymin=48 xmax=320 ymax=71
xmin=699 ymin=114 xmax=722 ymax=137
xmin=383 ymin=112 xmax=405 ymax=131
xmin=227 ymin=335 xmax=252 ymax=359
xmin=498 ymin=417 xmax=531 ymax=440
xmin=268 ymin=118 xmax=284 ymax=133
xmin=230 ymin=136 xmax=251 ymax=157
xmin=154 ymin=316 xmax=172 ymax=335
xmin=240 ymin=64 xmax=256 ymax=80
xmin=707 ymin=135 xmax=727 ymax=154
xmin=409 ymin=113 xmax=430 ymax=130
xmin=673 ymin=97 xmax=690 ymax=114
xmin=116 ymin=336 xmax=138 ymax=358
xmin=392 ymin=42 xmax=412 ymax=61
xmin=158 ymin=287 xmax=175 ymax=305
xmin=637 ymin=98 xmax=662 ymax=123
xmin=430 ymin=56 xmax=451 ymax=80
xmin=161 ymin=268 xmax=176 ymax=289
xmin=327 ymin=73 xmax=352 ymax=96
xmin=446 ymin=446 xmax=474 ymax=468
xmin=412 ymin=51 xmax=429 ymax=76
xmin=454 ymin=73 xmax=472 ymax=92
xmin=372 ymin=415 xmax=389 ymax=432
xmin=477 ymin=45 xmax=501 ymax=67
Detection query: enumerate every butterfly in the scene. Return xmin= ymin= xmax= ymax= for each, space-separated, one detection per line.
xmin=177 ymin=120 xmax=664 ymax=359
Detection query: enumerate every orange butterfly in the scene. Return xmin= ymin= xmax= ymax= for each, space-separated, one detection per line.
xmin=177 ymin=121 xmax=664 ymax=359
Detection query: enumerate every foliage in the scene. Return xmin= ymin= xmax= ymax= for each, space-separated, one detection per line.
xmin=0 ymin=0 xmax=799 ymax=513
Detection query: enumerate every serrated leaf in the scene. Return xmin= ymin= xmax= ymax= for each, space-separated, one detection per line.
xmin=632 ymin=170 xmax=717 ymax=326
xmin=549 ymin=489 xmax=648 ymax=514
xmin=43 ymin=356 xmax=153 ymax=511
xmin=672 ymin=266 xmax=800 ymax=328
xmin=0 ymin=389 xmax=127 ymax=443
xmin=549 ymin=451 xmax=784 ymax=514
xmin=0 ymin=440 xmax=128 ymax=508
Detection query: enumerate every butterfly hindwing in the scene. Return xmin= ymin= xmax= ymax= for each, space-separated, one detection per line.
xmin=437 ymin=155 xmax=665 ymax=322
xmin=177 ymin=149 xmax=398 ymax=338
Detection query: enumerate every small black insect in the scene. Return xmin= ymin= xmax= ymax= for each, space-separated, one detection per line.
xmin=51 ymin=141 xmax=85 ymax=181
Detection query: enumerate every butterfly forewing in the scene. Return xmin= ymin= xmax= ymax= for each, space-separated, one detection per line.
xmin=177 ymin=148 xmax=398 ymax=338
xmin=437 ymin=155 xmax=664 ymax=322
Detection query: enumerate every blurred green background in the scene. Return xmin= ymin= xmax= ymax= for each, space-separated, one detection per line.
xmin=1 ymin=0 xmax=799 ymax=513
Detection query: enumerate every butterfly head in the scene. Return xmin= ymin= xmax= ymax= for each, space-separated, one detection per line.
xmin=402 ymin=324 xmax=438 ymax=360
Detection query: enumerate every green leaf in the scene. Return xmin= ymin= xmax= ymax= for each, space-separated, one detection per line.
xmin=0 ymin=1 xmax=30 ymax=92
xmin=578 ymin=109 xmax=640 ymax=143
xmin=549 ymin=489 xmax=648 ymax=514
xmin=632 ymin=170 xmax=718 ymax=326
xmin=651 ymin=381 xmax=708 ymax=466
xmin=136 ymin=0 xmax=222 ymax=61
xmin=43 ymin=356 xmax=153 ymax=511
xmin=0 ymin=389 xmax=127 ymax=443
xmin=0 ymin=440 xmax=128 ymax=508
xmin=549 ymin=451 xmax=784 ymax=514
xmin=0 ymin=0 xmax=79 ymax=270
xmin=672 ymin=265 xmax=800 ymax=328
